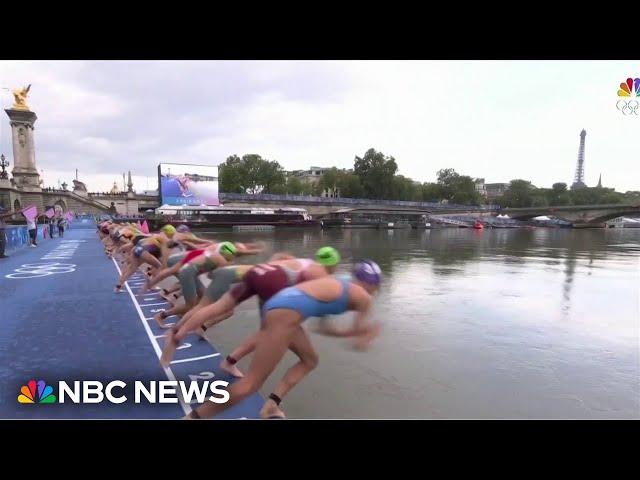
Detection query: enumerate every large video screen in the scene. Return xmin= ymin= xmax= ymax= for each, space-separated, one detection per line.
xmin=158 ymin=163 xmax=219 ymax=206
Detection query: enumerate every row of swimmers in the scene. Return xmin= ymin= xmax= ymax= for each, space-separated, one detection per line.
xmin=97 ymin=219 xmax=382 ymax=419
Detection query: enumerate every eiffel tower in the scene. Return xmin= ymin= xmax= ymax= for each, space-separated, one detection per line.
xmin=571 ymin=129 xmax=587 ymax=190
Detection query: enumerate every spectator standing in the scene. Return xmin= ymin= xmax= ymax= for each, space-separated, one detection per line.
xmin=57 ymin=216 xmax=66 ymax=238
xmin=0 ymin=206 xmax=15 ymax=258
xmin=26 ymin=215 xmax=37 ymax=247
xmin=48 ymin=216 xmax=56 ymax=238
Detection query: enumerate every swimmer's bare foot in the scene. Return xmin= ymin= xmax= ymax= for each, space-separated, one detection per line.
xmin=220 ymin=357 xmax=244 ymax=378
xmin=196 ymin=327 xmax=207 ymax=340
xmin=163 ymin=294 xmax=179 ymax=306
xmin=260 ymin=399 xmax=286 ymax=419
xmin=154 ymin=311 xmax=172 ymax=329
xmin=160 ymin=330 xmax=178 ymax=368
xmin=140 ymin=283 xmax=150 ymax=295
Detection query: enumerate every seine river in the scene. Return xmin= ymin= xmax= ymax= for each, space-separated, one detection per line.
xmin=202 ymin=227 xmax=640 ymax=419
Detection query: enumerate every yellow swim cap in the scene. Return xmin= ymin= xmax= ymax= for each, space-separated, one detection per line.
xmin=161 ymin=224 xmax=176 ymax=236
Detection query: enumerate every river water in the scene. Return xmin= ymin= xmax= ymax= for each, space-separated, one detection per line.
xmin=202 ymin=227 xmax=640 ymax=419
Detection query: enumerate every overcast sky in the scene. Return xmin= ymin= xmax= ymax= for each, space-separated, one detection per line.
xmin=0 ymin=60 xmax=638 ymax=193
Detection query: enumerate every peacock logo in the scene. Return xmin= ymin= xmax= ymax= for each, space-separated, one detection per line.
xmin=617 ymin=77 xmax=640 ymax=97
xmin=18 ymin=379 xmax=57 ymax=404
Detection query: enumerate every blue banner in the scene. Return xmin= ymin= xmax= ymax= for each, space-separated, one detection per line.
xmin=3 ymin=225 xmax=46 ymax=252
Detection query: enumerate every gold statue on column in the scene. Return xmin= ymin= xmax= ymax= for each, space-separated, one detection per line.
xmin=12 ymin=84 xmax=31 ymax=111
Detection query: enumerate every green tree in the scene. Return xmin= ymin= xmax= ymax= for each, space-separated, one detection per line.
xmin=422 ymin=182 xmax=443 ymax=202
xmin=353 ymin=148 xmax=398 ymax=199
xmin=390 ymin=175 xmax=419 ymax=201
xmin=436 ymin=168 xmax=459 ymax=201
xmin=218 ymin=154 xmax=286 ymax=194
xmin=499 ymin=180 xmax=535 ymax=207
xmin=600 ymin=191 xmax=623 ymax=204
xmin=451 ymin=176 xmax=482 ymax=205
xmin=319 ymin=167 xmax=341 ymax=197
xmin=269 ymin=183 xmax=286 ymax=195
xmin=547 ymin=183 xmax=570 ymax=206
xmin=285 ymin=176 xmax=304 ymax=195
xmin=300 ymin=181 xmax=320 ymax=196
xmin=218 ymin=155 xmax=243 ymax=193
xmin=434 ymin=169 xmax=481 ymax=204
xmin=569 ymin=186 xmax=624 ymax=205
xmin=336 ymin=172 xmax=364 ymax=198
xmin=531 ymin=190 xmax=549 ymax=207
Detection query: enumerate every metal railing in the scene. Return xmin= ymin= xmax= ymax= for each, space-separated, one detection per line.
xmin=218 ymin=192 xmax=499 ymax=211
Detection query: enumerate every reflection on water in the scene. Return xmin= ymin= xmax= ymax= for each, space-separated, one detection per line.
xmin=203 ymin=227 xmax=640 ymax=419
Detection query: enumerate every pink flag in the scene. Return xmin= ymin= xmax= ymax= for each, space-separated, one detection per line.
xmin=45 ymin=208 xmax=55 ymax=218
xmin=137 ymin=220 xmax=143 ymax=231
xmin=141 ymin=220 xmax=150 ymax=234
xmin=22 ymin=205 xmax=38 ymax=222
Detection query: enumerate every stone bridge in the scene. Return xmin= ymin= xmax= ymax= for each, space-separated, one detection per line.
xmin=501 ymin=204 xmax=640 ymax=227
xmin=218 ymin=193 xmax=498 ymax=217
xmin=1 ymin=186 xmax=113 ymax=215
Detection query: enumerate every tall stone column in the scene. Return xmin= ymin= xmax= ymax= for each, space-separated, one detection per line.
xmin=5 ymin=108 xmax=41 ymax=191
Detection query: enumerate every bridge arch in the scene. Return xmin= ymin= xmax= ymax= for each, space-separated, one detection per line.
xmin=54 ymin=199 xmax=67 ymax=213
xmin=588 ymin=212 xmax=640 ymax=224
xmin=502 ymin=204 xmax=640 ymax=225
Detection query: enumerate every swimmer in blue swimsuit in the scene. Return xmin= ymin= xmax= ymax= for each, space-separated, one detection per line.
xmin=185 ymin=260 xmax=384 ymax=420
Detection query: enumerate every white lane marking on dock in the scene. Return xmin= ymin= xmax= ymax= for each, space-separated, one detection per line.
xmin=111 ymin=258 xmax=191 ymax=416
xmin=139 ymin=302 xmax=169 ymax=307
xmin=171 ymin=353 xmax=220 ymax=365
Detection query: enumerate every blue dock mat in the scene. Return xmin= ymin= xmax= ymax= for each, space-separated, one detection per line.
xmin=0 ymin=225 xmax=263 ymax=419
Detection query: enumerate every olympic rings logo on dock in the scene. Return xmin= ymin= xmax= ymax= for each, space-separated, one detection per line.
xmin=5 ymin=262 xmax=77 ymax=279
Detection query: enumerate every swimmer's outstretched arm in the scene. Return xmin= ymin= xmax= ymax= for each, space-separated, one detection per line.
xmin=315 ymin=313 xmax=374 ymax=338
xmin=269 ymin=252 xmax=297 ymax=261
xmin=182 ymin=237 xmax=214 ymax=247
xmin=236 ymin=241 xmax=266 ymax=256
xmin=315 ymin=290 xmax=380 ymax=348
xmin=160 ymin=244 xmax=171 ymax=268
xmin=146 ymin=263 xmax=181 ymax=290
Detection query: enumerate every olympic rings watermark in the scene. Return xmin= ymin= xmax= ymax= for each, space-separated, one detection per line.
xmin=616 ymin=99 xmax=639 ymax=116
xmin=5 ymin=262 xmax=77 ymax=279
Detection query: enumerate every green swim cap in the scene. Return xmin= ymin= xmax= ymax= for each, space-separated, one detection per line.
xmin=218 ymin=241 xmax=237 ymax=258
xmin=161 ymin=224 xmax=176 ymax=236
xmin=316 ymin=246 xmax=340 ymax=266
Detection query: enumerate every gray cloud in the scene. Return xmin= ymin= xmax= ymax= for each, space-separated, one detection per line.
xmin=1 ymin=61 xmax=638 ymax=193
xmin=1 ymin=61 xmax=351 ymax=189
